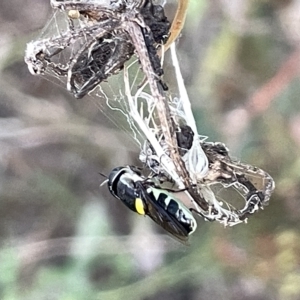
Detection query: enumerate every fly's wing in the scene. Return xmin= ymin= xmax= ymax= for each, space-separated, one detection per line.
xmin=136 ymin=182 xmax=190 ymax=244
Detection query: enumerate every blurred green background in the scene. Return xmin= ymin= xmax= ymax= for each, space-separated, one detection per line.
xmin=0 ymin=0 xmax=300 ymax=299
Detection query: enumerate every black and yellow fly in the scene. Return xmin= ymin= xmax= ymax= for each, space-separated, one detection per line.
xmin=107 ymin=166 xmax=197 ymax=243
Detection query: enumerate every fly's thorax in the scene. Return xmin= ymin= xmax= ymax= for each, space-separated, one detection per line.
xmin=108 ymin=166 xmax=145 ymax=213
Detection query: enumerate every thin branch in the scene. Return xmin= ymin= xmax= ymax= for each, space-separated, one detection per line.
xmin=247 ymin=47 xmax=300 ymax=116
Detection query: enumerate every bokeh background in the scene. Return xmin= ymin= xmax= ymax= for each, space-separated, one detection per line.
xmin=0 ymin=0 xmax=300 ymax=299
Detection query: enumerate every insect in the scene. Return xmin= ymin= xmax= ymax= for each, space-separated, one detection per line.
xmin=25 ymin=0 xmax=192 ymax=192
xmin=106 ymin=165 xmax=197 ymax=243
xmin=25 ymin=0 xmax=170 ymax=99
xmin=24 ymin=1 xmax=275 ymax=227
xmin=140 ymin=125 xmax=275 ymax=223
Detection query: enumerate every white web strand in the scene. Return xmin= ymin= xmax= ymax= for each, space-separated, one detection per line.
xmin=170 ymin=43 xmax=209 ymax=181
xmin=123 ymin=65 xmax=185 ymax=188
xmin=23 ymin=1 xmax=275 ymax=227
xmin=168 ymin=44 xmax=247 ymax=225
xmin=122 ymin=45 xmax=246 ymax=225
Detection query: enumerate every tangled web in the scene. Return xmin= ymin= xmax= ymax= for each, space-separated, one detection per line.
xmin=25 ymin=0 xmax=275 ymax=242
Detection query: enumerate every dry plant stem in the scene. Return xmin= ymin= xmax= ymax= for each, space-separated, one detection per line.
xmin=163 ymin=0 xmax=189 ymax=52
xmin=125 ymin=21 xmax=190 ymax=189
xmin=124 ymin=70 xmax=206 ymax=214
xmin=123 ymin=67 xmax=183 ymax=186
xmin=247 ymin=46 xmax=300 ymax=116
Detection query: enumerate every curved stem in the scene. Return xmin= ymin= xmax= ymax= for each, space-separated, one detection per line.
xmin=164 ymin=0 xmax=189 ymax=52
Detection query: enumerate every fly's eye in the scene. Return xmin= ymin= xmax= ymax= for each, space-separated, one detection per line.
xmin=134 ymin=198 xmax=145 ymax=215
